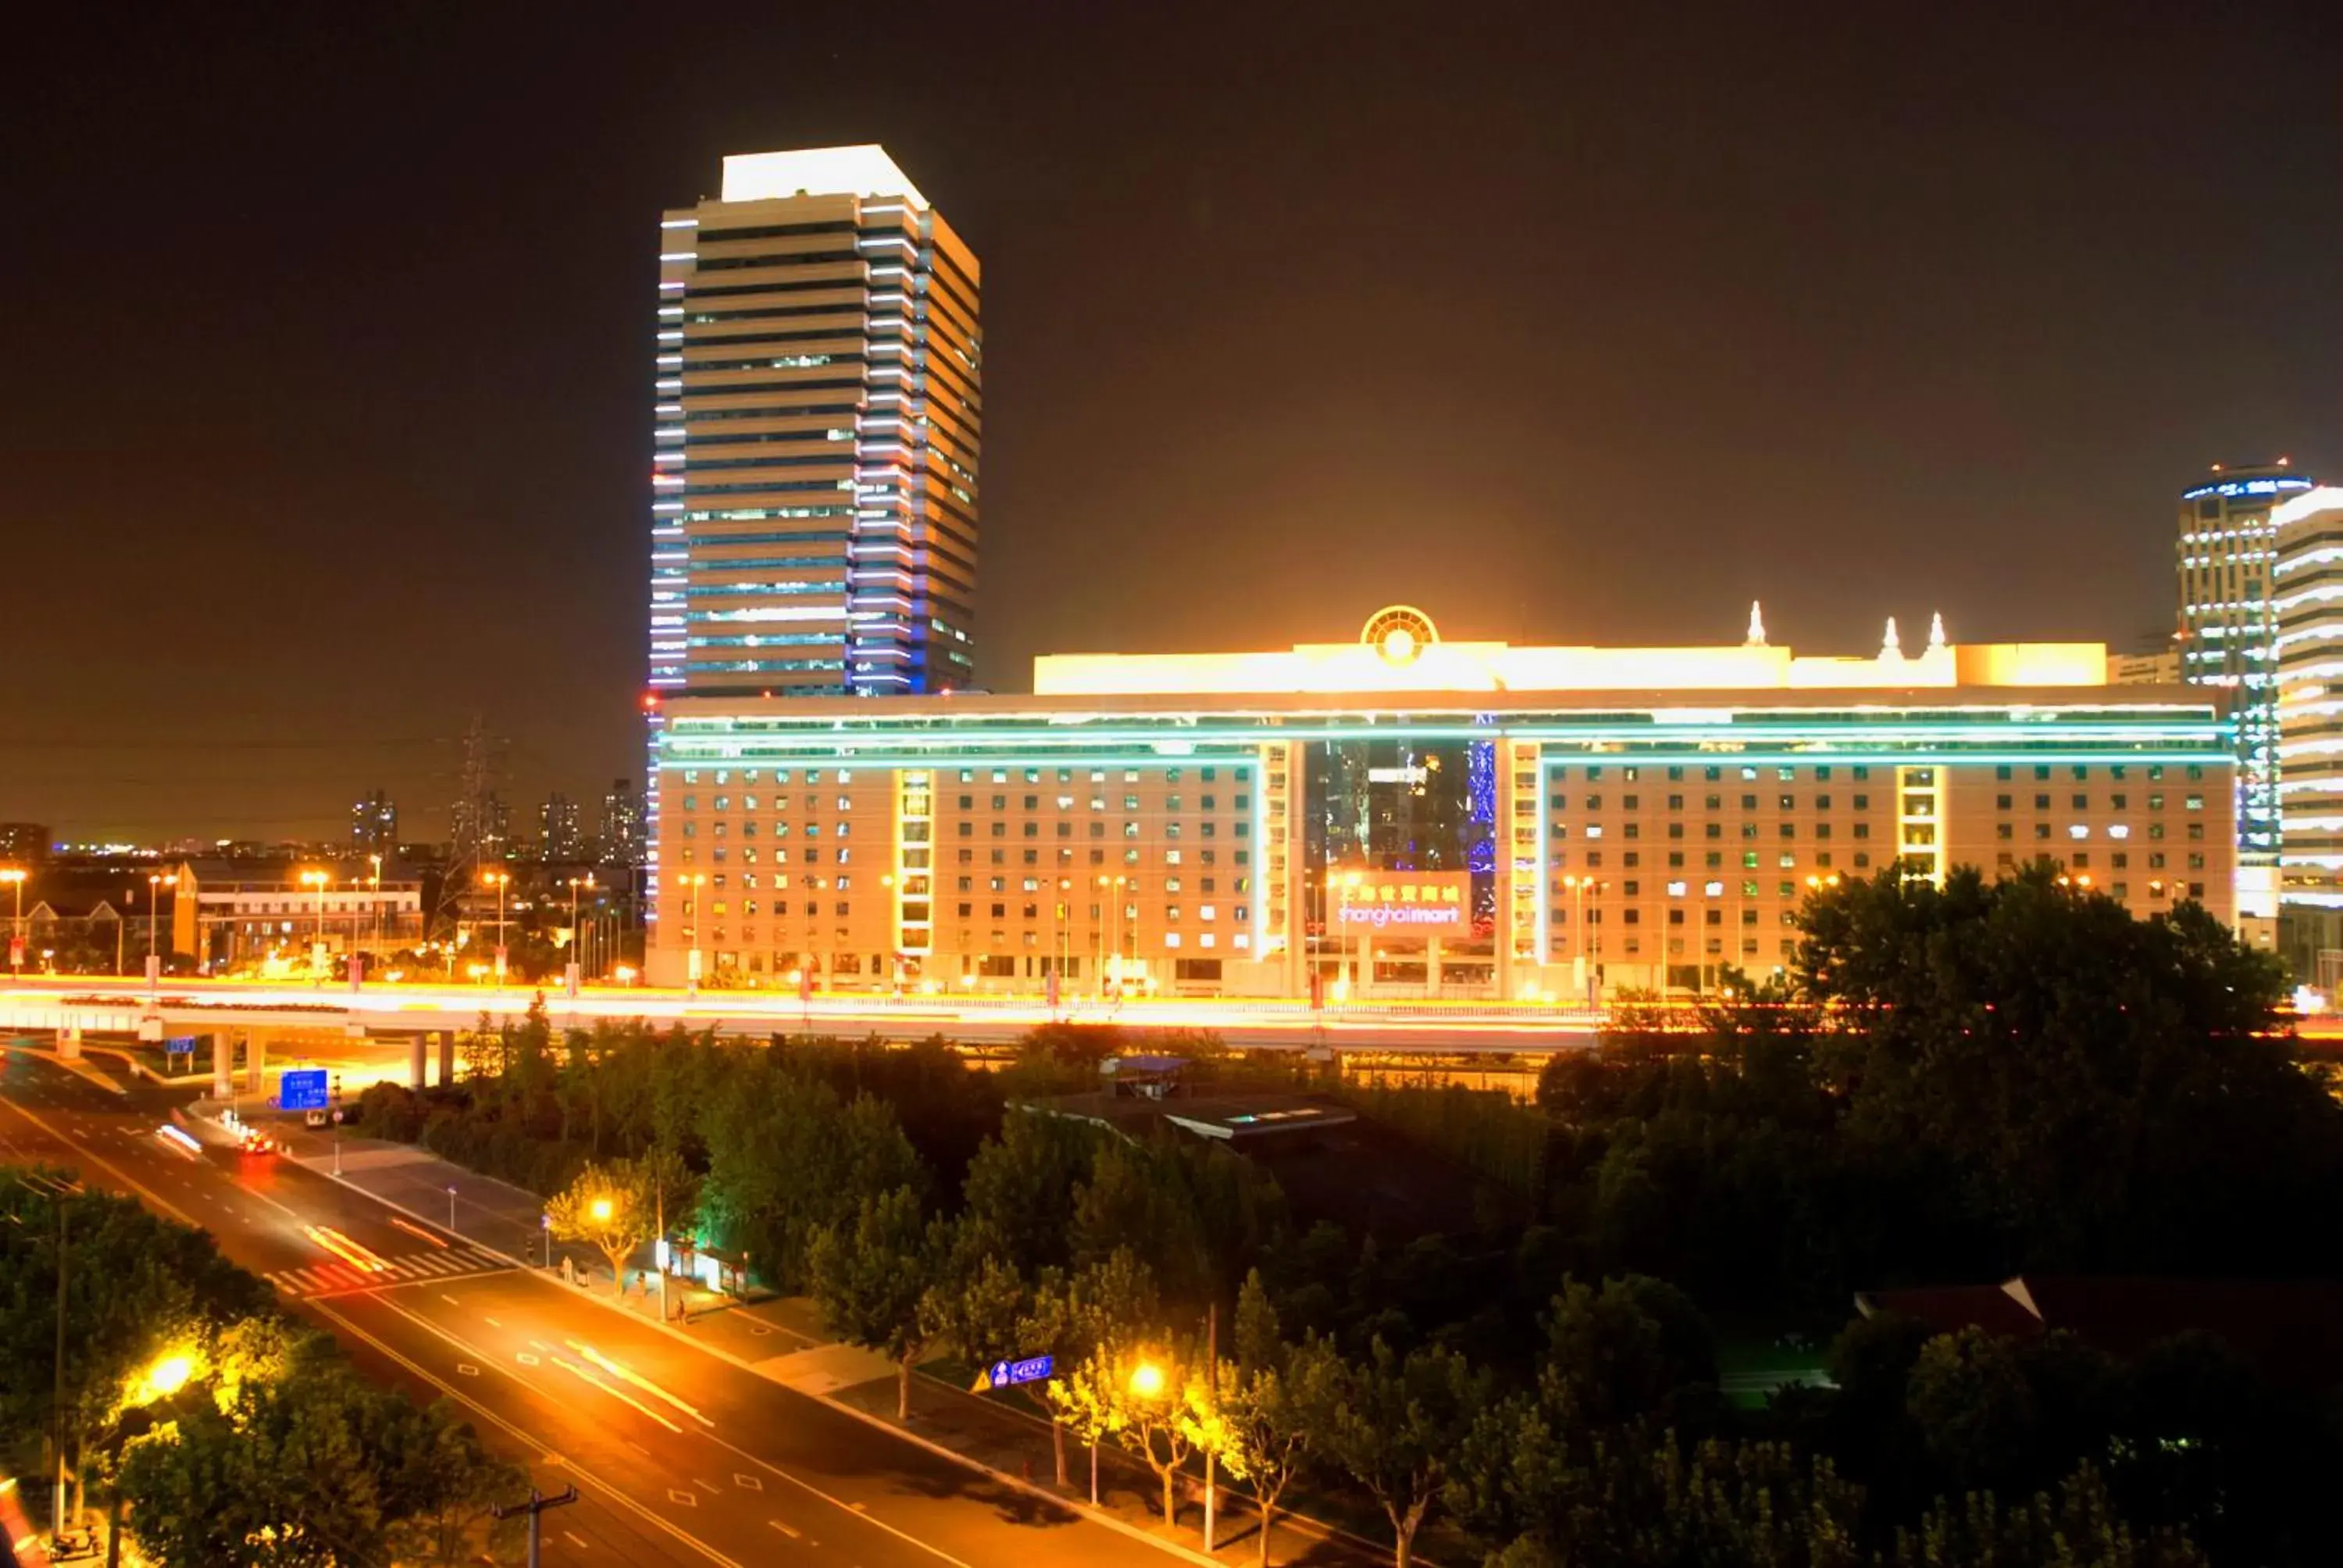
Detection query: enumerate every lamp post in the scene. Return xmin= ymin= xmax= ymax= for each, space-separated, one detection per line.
xmin=368 ymin=853 xmax=383 ymax=950
xmin=1326 ymin=868 xmax=1364 ymax=1001
xmin=676 ymin=873 xmax=706 ymax=996
xmin=480 ymin=870 xmax=511 ymax=987
xmin=298 ymin=870 xmax=330 ymax=985
xmin=2 ymin=867 xmax=27 ymax=976
xmin=564 ymin=874 xmax=595 ymax=996
xmin=144 ymin=872 xmax=176 ymax=996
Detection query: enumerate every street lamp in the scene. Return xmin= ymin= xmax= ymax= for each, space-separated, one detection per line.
xmin=480 ymin=869 xmax=511 ymax=987
xmin=1327 ymin=868 xmax=1364 ymax=1000
xmin=298 ymin=870 xmax=330 ymax=985
xmin=590 ymin=1196 xmax=613 ymax=1223
xmin=1128 ymin=1360 xmax=1165 ymax=1399
xmin=144 ymin=872 xmax=177 ymax=992
xmin=675 ymin=873 xmax=707 ymax=996
xmin=565 ymin=873 xmax=597 ymax=996
xmin=1 ymin=867 xmax=26 ymax=976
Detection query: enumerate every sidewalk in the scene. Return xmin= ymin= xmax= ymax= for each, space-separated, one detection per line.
xmin=276 ymin=1125 xmax=1405 ymax=1566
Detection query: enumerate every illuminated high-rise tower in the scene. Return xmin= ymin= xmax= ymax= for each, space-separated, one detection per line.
xmin=648 ymin=144 xmax=981 ymax=699
xmin=2177 ymin=460 xmax=2313 ymax=896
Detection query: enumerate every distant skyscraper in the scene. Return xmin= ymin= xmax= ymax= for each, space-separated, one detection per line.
xmin=598 ymin=779 xmax=646 ymax=868
xmin=2177 ymin=460 xmax=2314 ymax=897
xmin=2273 ymin=486 xmax=2343 ymax=913
xmin=540 ymin=793 xmax=584 ymax=862
xmin=649 ymin=144 xmax=981 ymax=700
xmin=351 ymin=789 xmax=398 ymax=856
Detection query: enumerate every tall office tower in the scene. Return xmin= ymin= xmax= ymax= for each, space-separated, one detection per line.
xmin=539 ymin=793 xmax=584 ymax=862
xmin=2273 ymin=486 xmax=2343 ymax=914
xmin=649 ymin=144 xmax=981 ymax=700
xmin=350 ymin=789 xmax=398 ymax=856
xmin=2177 ymin=461 xmax=2315 ymax=901
xmin=597 ymin=778 xmax=646 ymax=868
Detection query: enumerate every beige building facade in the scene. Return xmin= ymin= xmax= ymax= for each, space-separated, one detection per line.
xmin=644 ymin=608 xmax=2238 ymax=1000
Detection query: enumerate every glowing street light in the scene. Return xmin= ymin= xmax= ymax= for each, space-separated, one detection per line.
xmin=144 ymin=871 xmax=177 ymax=994
xmin=1 ymin=866 xmax=26 ymax=976
xmin=126 ymin=1348 xmax=197 ymax=1408
xmin=564 ymin=873 xmax=597 ymax=995
xmin=480 ymin=869 xmax=512 ymax=985
xmin=1127 ymin=1360 xmax=1166 ymax=1399
xmin=298 ymin=870 xmax=330 ymax=984
xmin=590 ymin=1196 xmax=614 ymax=1223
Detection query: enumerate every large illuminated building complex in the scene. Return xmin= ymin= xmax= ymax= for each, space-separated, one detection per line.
xmin=649 ymin=144 xmax=981 ymax=700
xmin=642 ymin=608 xmax=2239 ymax=999
xmin=2177 ymin=461 xmax=2315 ymax=904
xmin=2272 ymin=487 xmax=2343 ymax=983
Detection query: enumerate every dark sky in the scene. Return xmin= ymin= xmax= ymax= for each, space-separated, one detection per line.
xmin=5 ymin=2 xmax=2338 ymax=844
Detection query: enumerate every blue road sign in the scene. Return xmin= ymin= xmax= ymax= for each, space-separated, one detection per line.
xmin=280 ymin=1068 xmax=330 ymax=1112
xmin=985 ymin=1355 xmax=1054 ymax=1389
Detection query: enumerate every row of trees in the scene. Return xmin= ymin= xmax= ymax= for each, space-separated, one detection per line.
xmin=354 ymin=864 xmax=2343 ymax=1564
xmin=0 ymin=1167 xmax=522 ymax=1566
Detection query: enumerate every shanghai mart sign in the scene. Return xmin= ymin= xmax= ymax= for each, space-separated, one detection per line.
xmin=1336 ymin=872 xmax=1471 ymax=930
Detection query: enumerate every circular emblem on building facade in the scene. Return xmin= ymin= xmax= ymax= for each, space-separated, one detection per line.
xmin=1362 ymin=605 xmax=1439 ymax=667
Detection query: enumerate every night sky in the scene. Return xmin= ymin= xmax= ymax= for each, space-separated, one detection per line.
xmin=5 ymin=3 xmax=2338 ymax=843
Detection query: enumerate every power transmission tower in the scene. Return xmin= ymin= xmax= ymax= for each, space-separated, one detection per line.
xmin=435 ymin=716 xmax=501 ymax=939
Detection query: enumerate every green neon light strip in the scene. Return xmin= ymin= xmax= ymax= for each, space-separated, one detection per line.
xmin=663 ymin=718 xmax=2225 ymax=747
xmin=658 ymin=749 xmax=2233 ymax=775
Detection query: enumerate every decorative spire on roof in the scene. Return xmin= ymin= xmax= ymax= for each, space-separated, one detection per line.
xmin=1881 ymin=616 xmax=1903 ymax=658
xmin=1928 ymin=611 xmax=1947 ymax=654
xmin=1746 ymin=600 xmax=1767 ymax=647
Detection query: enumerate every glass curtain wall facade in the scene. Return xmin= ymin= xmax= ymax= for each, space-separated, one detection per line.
xmin=2178 ymin=464 xmax=2315 ymax=871
xmin=650 ymin=146 xmax=980 ymax=702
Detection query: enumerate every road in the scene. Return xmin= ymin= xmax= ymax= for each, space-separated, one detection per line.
xmin=0 ymin=972 xmax=1608 ymax=1055
xmin=0 ymin=1052 xmax=1179 ymax=1568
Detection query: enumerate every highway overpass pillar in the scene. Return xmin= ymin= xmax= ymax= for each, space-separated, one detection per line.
xmin=245 ymin=1029 xmax=268 ymax=1095
xmin=437 ymin=1030 xmax=455 ymax=1088
xmin=213 ymin=1035 xmax=234 ymax=1099
xmin=409 ymin=1032 xmax=426 ymax=1090
xmin=56 ymin=1024 xmax=81 ymax=1060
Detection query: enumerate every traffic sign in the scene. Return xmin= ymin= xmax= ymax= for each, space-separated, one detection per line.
xmin=979 ymin=1354 xmax=1054 ymax=1391
xmin=280 ymin=1067 xmax=330 ymax=1111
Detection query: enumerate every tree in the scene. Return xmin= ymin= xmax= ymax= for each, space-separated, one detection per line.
xmin=1112 ymin=1339 xmax=1198 ymax=1525
xmin=1023 ymin=1249 xmax=1160 ymax=1490
xmin=957 ymin=1111 xmax=1100 ymax=1275
xmin=807 ymin=1185 xmax=946 ymax=1420
xmin=1191 ymin=1333 xmax=1341 ymax=1566
xmin=544 ymin=1158 xmax=657 ymax=1286
xmin=1325 ymin=1338 xmax=1478 ymax=1567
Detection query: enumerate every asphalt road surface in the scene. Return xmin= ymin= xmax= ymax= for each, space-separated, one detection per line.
xmin=0 ymin=1051 xmax=1173 ymax=1568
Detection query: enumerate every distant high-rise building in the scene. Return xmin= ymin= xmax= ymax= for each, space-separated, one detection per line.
xmin=540 ymin=793 xmax=584 ymax=862
xmin=0 ymin=823 xmax=50 ymax=866
xmin=649 ymin=144 xmax=981 ymax=700
xmin=2273 ymin=486 xmax=2343 ymax=912
xmin=2178 ymin=460 xmax=2315 ymax=903
xmin=351 ymin=789 xmax=398 ymax=856
xmin=598 ymin=779 xmax=646 ymax=868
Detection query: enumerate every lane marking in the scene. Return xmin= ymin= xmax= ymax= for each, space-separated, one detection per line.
xmin=308 ymin=1299 xmax=744 ymax=1568
xmin=769 ymin=1520 xmax=799 ymax=1539
xmin=669 ymin=1490 xmax=697 ymax=1507
xmin=733 ymin=1474 xmax=764 ymax=1491
xmin=441 ymin=1294 xmax=461 ymax=1306
xmin=457 ymin=1363 xmax=481 ymax=1377
xmin=562 ymin=1530 xmax=587 ymax=1548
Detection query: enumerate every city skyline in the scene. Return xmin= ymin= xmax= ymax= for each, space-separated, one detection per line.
xmin=5 ymin=5 xmax=2338 ymax=841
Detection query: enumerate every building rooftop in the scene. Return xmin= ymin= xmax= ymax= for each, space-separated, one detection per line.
xmin=718 ymin=144 xmax=929 ymax=208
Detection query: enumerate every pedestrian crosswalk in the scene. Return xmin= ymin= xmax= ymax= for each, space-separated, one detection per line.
xmin=267 ymin=1243 xmax=512 ymax=1299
